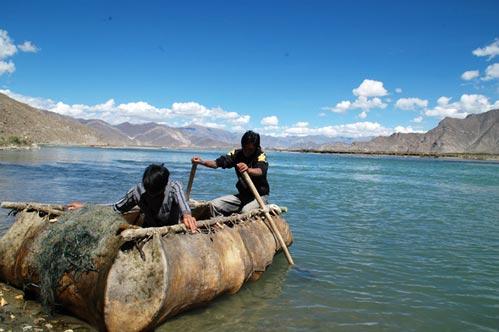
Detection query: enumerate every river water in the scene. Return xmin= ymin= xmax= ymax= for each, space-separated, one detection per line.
xmin=0 ymin=147 xmax=498 ymax=331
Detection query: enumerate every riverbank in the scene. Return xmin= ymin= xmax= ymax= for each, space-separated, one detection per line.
xmin=270 ymin=148 xmax=499 ymax=161
xmin=0 ymin=282 xmax=93 ymax=331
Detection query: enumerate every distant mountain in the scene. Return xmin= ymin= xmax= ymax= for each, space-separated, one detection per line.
xmin=179 ymin=124 xmax=240 ymax=148
xmin=1 ymin=92 xmax=497 ymax=154
xmin=349 ymin=109 xmax=499 ymax=154
xmin=77 ymin=119 xmax=135 ymax=145
xmin=262 ymin=134 xmax=362 ymax=149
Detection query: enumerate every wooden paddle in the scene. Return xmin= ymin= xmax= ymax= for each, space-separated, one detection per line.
xmin=241 ymin=171 xmax=294 ymax=265
xmin=186 ymin=163 xmax=197 ymax=200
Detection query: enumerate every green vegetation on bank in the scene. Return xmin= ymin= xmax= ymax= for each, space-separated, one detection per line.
xmin=0 ymin=136 xmax=32 ymax=147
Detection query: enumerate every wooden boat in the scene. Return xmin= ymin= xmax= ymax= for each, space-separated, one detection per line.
xmin=0 ymin=201 xmax=293 ymax=331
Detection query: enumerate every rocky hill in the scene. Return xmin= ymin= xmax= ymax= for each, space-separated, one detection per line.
xmin=350 ymin=109 xmax=498 ymax=154
xmin=0 ymin=93 xmax=127 ymax=146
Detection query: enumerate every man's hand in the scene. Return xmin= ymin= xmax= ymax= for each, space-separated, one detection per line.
xmin=66 ymin=201 xmax=85 ymax=211
xmin=182 ymin=213 xmax=198 ymax=233
xmin=191 ymin=156 xmax=203 ymax=165
xmin=236 ymin=162 xmax=249 ymax=173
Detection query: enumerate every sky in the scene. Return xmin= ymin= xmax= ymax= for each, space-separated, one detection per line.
xmin=0 ymin=0 xmax=498 ymax=138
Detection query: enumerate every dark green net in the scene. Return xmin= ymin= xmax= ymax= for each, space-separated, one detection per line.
xmin=34 ymin=205 xmax=125 ymax=310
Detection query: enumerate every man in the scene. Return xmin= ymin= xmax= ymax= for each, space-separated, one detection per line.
xmin=68 ymin=164 xmax=197 ymax=232
xmin=191 ymin=130 xmax=269 ymax=216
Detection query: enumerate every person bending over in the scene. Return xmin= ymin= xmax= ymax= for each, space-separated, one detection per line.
xmin=191 ymin=130 xmax=269 ymax=216
xmin=68 ymin=164 xmax=197 ymax=232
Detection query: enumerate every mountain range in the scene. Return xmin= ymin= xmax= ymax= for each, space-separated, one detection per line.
xmin=1 ymin=92 xmax=497 ymax=154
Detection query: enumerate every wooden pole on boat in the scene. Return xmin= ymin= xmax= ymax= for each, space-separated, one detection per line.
xmin=1 ymin=201 xmax=65 ymax=216
xmin=241 ymin=172 xmax=294 ymax=265
xmin=186 ymin=163 xmax=197 ymax=200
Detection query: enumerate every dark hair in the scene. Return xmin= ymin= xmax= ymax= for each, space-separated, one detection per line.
xmin=142 ymin=164 xmax=169 ymax=195
xmin=241 ymin=130 xmax=261 ymax=149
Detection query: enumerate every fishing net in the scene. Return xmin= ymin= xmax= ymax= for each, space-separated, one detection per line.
xmin=33 ymin=205 xmax=125 ymax=310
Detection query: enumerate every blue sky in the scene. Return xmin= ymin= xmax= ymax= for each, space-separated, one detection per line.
xmin=1 ymin=0 xmax=498 ymax=138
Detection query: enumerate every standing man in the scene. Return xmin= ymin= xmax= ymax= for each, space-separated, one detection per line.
xmin=191 ymin=130 xmax=269 ymax=216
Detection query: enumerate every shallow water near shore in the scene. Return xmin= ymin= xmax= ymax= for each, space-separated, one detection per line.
xmin=1 ymin=146 xmax=498 ymax=331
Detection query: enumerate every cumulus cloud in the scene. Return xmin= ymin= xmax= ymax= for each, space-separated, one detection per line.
xmin=351 ymin=96 xmax=387 ymax=111
xmin=425 ymin=94 xmax=499 ymax=119
xmin=395 ymin=88 xmax=402 ymax=94
xmin=0 ymin=89 xmax=251 ymax=129
xmin=395 ymin=97 xmax=428 ymax=111
xmin=0 ymin=30 xmax=17 ymax=59
xmin=482 ymin=63 xmax=499 ymax=81
xmin=284 ymin=121 xmax=392 ymax=138
xmin=331 ymin=100 xmax=351 ymax=113
xmin=394 ymin=126 xmax=424 ymax=134
xmin=328 ymin=79 xmax=388 ymax=118
xmin=261 ymin=115 xmax=279 ymax=127
xmin=352 ymin=79 xmax=388 ymax=97
xmin=461 ymin=70 xmax=480 ymax=81
xmin=472 ymin=39 xmax=499 ymax=60
xmin=0 ymin=29 xmax=38 ymax=76
xmin=0 ymin=60 xmax=15 ymax=75
xmin=17 ymin=41 xmax=39 ymax=53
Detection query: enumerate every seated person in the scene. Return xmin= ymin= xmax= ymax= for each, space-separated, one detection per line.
xmin=191 ymin=130 xmax=269 ymax=216
xmin=68 ymin=164 xmax=197 ymax=232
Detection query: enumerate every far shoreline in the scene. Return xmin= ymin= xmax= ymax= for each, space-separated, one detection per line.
xmin=1 ymin=143 xmax=498 ymax=162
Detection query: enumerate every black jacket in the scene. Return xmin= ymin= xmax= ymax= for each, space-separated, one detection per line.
xmin=216 ymin=148 xmax=269 ymax=202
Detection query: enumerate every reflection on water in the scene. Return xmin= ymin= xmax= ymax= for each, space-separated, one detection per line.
xmin=1 ymin=147 xmax=499 ymax=331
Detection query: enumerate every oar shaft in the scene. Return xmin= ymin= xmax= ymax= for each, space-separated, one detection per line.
xmin=241 ymin=172 xmax=294 ymax=265
xmin=186 ymin=163 xmax=197 ymax=200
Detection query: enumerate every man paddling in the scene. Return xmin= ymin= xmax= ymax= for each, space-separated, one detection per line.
xmin=67 ymin=164 xmax=197 ymax=232
xmin=191 ymin=130 xmax=269 ymax=216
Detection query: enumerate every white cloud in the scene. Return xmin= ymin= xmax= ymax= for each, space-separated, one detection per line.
xmin=394 ymin=126 xmax=424 ymax=134
xmin=284 ymin=121 xmax=392 ymax=138
xmin=425 ymin=94 xmax=499 ymax=119
xmin=472 ymin=39 xmax=499 ymax=60
xmin=199 ymin=122 xmax=226 ymax=129
xmin=261 ymin=115 xmax=279 ymax=126
xmin=395 ymin=88 xmax=402 ymax=94
xmin=352 ymin=79 xmax=388 ymax=97
xmin=395 ymin=97 xmax=428 ymax=111
xmin=17 ymin=41 xmax=39 ymax=53
xmin=482 ymin=63 xmax=499 ymax=81
xmin=0 ymin=29 xmax=38 ymax=76
xmin=0 ymin=60 xmax=15 ymax=75
xmin=351 ymin=96 xmax=387 ymax=111
xmin=461 ymin=70 xmax=480 ymax=81
xmin=328 ymin=79 xmax=388 ymax=118
xmin=460 ymin=94 xmax=494 ymax=112
xmin=331 ymin=100 xmax=351 ymax=113
xmin=0 ymin=89 xmax=252 ymax=130
xmin=294 ymin=121 xmax=309 ymax=127
xmin=0 ymin=30 xmax=17 ymax=59
xmin=413 ymin=116 xmax=423 ymax=123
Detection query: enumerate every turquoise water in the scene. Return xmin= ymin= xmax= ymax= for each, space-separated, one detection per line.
xmin=0 ymin=147 xmax=498 ymax=331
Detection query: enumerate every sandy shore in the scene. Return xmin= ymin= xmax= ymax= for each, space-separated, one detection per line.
xmin=0 ymin=282 xmax=93 ymax=331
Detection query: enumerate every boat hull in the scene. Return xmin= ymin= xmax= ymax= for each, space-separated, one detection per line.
xmin=0 ymin=206 xmax=293 ymax=331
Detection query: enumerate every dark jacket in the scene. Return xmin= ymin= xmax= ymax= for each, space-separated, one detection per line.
xmin=113 ymin=180 xmax=190 ymax=228
xmin=215 ymin=148 xmax=269 ymax=202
